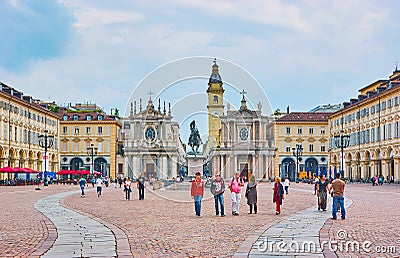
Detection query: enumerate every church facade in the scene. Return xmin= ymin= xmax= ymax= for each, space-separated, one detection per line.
xmin=121 ymin=97 xmax=186 ymax=179
xmin=206 ymin=61 xmax=276 ymax=180
xmin=209 ymin=96 xmax=276 ymax=180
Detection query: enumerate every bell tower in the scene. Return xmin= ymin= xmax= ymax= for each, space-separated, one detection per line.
xmin=207 ymin=59 xmax=224 ymax=147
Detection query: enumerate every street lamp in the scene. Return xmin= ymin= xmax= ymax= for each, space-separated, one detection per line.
xmin=334 ymin=130 xmax=350 ymax=178
xmin=38 ymin=130 xmax=54 ymax=187
xmin=292 ymin=143 xmax=303 ymax=183
xmin=87 ymin=143 xmax=98 ymax=175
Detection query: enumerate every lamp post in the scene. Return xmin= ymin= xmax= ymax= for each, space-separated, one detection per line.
xmin=38 ymin=130 xmax=54 ymax=187
xmin=87 ymin=143 xmax=98 ymax=175
xmin=292 ymin=143 xmax=303 ymax=183
xmin=334 ymin=130 xmax=350 ymax=178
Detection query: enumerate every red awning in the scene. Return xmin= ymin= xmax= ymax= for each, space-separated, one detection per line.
xmin=57 ymin=170 xmax=78 ymax=175
xmin=0 ymin=167 xmax=18 ymax=173
xmin=19 ymin=167 xmax=38 ymax=173
xmin=77 ymin=170 xmax=90 ymax=175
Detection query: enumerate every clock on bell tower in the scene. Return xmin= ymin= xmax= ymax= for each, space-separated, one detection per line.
xmin=207 ymin=59 xmax=224 ymax=147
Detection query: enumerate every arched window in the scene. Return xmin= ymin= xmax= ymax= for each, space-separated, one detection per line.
xmin=213 ymin=95 xmax=218 ymax=104
xmin=70 ymin=157 xmax=84 ymax=171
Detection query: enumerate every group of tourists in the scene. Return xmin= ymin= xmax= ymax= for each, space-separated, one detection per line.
xmin=190 ymin=171 xmax=347 ymax=220
xmin=79 ymin=175 xmax=104 ymax=197
xmin=190 ymin=171 xmax=286 ymax=217
xmin=315 ymin=173 xmax=346 ymax=220
xmin=122 ymin=173 xmax=146 ymax=200
xmin=371 ymin=174 xmax=395 ymax=186
xmin=78 ymin=173 xmax=146 ymax=200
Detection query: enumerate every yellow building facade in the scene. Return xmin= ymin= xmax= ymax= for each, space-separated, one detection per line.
xmin=274 ymin=112 xmax=330 ymax=181
xmin=207 ymin=60 xmax=224 ymax=147
xmin=59 ymin=103 xmax=122 ymax=179
xmin=0 ymin=82 xmax=60 ymax=178
xmin=329 ymin=68 xmax=400 ymax=182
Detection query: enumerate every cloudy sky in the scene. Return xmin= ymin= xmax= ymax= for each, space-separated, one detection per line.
xmin=1 ymin=0 xmax=400 ymax=138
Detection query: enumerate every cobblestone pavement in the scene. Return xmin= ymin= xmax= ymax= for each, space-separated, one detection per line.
xmin=64 ymin=182 xmax=317 ymax=257
xmin=325 ymin=184 xmax=400 ymax=258
xmin=0 ymin=184 xmax=76 ymax=257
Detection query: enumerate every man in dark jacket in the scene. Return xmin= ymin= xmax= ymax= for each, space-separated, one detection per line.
xmin=210 ymin=173 xmax=225 ymax=217
xmin=137 ymin=173 xmax=146 ymax=200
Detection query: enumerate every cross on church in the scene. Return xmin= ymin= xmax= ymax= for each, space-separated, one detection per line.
xmin=240 ymin=89 xmax=247 ymax=99
xmin=148 ymin=90 xmax=154 ymax=100
xmin=394 ymin=60 xmax=399 ymax=71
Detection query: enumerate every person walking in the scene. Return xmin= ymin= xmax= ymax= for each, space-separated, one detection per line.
xmin=210 ymin=173 xmax=225 ymax=217
xmin=137 ymin=173 xmax=145 ymax=200
xmin=124 ymin=177 xmax=132 ymax=200
xmin=191 ymin=172 xmax=204 ymax=217
xmin=317 ymin=175 xmax=329 ymax=211
xmin=329 ymin=172 xmax=346 ymax=220
xmin=246 ymin=174 xmax=257 ymax=214
xmin=79 ymin=176 xmax=87 ymax=197
xmin=283 ymin=177 xmax=290 ymax=194
xmin=96 ymin=176 xmax=103 ymax=197
xmin=228 ymin=172 xmax=244 ymax=216
xmin=273 ymin=176 xmax=284 ymax=215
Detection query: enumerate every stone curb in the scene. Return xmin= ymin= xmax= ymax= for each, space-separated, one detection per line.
xmin=28 ymin=211 xmax=58 ymax=258
xmin=233 ymin=187 xmax=317 ymax=256
xmin=59 ymin=190 xmax=133 ymax=258
xmin=233 ymin=217 xmax=284 ymax=257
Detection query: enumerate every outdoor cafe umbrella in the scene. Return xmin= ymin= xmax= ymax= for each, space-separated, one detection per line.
xmin=77 ymin=170 xmax=90 ymax=175
xmin=56 ymin=170 xmax=78 ymax=175
xmin=0 ymin=167 xmax=18 ymax=173
xmin=18 ymin=167 xmax=38 ymax=173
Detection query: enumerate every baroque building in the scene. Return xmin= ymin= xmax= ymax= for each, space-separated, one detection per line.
xmin=205 ymin=60 xmax=275 ymax=180
xmin=58 ymin=103 xmax=122 ymax=179
xmin=0 ymin=82 xmax=60 ymax=178
xmin=329 ymin=68 xmax=400 ymax=182
xmin=122 ymin=97 xmax=185 ymax=179
xmin=274 ymin=112 xmax=331 ymax=181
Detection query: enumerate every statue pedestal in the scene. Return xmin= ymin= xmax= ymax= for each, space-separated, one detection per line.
xmin=187 ymin=153 xmax=207 ymax=176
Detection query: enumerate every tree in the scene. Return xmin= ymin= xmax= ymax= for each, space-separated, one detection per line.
xmin=274 ymin=108 xmax=281 ymax=116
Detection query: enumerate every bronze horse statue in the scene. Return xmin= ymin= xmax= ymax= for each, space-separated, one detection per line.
xmin=188 ymin=120 xmax=202 ymax=154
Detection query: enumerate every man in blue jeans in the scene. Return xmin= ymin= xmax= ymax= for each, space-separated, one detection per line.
xmin=210 ymin=173 xmax=225 ymax=217
xmin=79 ymin=176 xmax=87 ymax=197
xmin=330 ymin=172 xmax=346 ymax=220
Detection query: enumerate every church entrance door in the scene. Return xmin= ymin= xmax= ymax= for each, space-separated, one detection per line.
xmin=145 ymin=163 xmax=155 ymax=179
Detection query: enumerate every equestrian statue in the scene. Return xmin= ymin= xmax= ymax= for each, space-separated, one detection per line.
xmin=188 ymin=120 xmax=202 ymax=156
